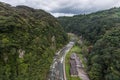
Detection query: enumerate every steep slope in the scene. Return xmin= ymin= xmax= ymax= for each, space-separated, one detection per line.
xmin=58 ymin=7 xmax=120 ymax=80
xmin=0 ymin=2 xmax=68 ymax=80
xmin=88 ymin=27 xmax=120 ymax=80
xmin=58 ymin=7 xmax=120 ymax=43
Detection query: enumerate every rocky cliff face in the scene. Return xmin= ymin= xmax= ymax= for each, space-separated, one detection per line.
xmin=0 ymin=2 xmax=68 ymax=80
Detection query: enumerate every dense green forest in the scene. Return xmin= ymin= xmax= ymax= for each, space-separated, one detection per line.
xmin=58 ymin=8 xmax=120 ymax=80
xmin=58 ymin=7 xmax=120 ymax=43
xmin=88 ymin=27 xmax=120 ymax=80
xmin=0 ymin=2 xmax=68 ymax=80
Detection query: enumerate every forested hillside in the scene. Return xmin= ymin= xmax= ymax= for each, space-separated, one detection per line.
xmin=88 ymin=27 xmax=120 ymax=80
xmin=58 ymin=7 xmax=120 ymax=43
xmin=0 ymin=2 xmax=68 ymax=80
xmin=58 ymin=8 xmax=120 ymax=80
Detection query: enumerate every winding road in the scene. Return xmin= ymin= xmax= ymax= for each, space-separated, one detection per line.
xmin=48 ymin=41 xmax=75 ymax=80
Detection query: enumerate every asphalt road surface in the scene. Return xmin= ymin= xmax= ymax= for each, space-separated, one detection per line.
xmin=48 ymin=42 xmax=75 ymax=80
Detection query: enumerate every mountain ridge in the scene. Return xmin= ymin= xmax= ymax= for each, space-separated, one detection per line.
xmin=0 ymin=2 xmax=68 ymax=80
xmin=58 ymin=7 xmax=120 ymax=80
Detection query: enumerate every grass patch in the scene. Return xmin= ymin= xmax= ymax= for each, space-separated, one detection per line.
xmin=65 ymin=45 xmax=82 ymax=80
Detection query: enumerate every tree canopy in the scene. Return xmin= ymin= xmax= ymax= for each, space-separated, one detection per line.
xmin=0 ymin=2 xmax=68 ymax=80
xmin=58 ymin=7 xmax=120 ymax=80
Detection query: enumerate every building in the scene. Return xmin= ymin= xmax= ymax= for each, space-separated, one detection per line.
xmin=70 ymin=53 xmax=76 ymax=59
xmin=69 ymin=53 xmax=82 ymax=77
xmin=70 ymin=59 xmax=78 ymax=77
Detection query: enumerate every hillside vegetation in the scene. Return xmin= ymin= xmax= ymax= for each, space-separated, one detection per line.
xmin=88 ymin=27 xmax=120 ymax=80
xmin=58 ymin=7 xmax=120 ymax=43
xmin=58 ymin=8 xmax=120 ymax=80
xmin=0 ymin=2 xmax=68 ymax=80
